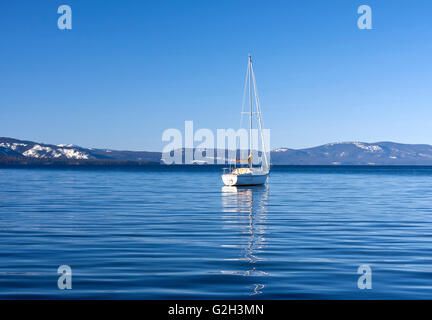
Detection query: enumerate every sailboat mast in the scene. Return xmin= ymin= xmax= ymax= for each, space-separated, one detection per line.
xmin=248 ymin=54 xmax=253 ymax=168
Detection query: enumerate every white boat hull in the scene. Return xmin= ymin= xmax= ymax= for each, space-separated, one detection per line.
xmin=222 ymin=173 xmax=268 ymax=186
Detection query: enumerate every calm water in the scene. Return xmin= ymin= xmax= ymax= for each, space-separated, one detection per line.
xmin=1 ymin=166 xmax=432 ymax=299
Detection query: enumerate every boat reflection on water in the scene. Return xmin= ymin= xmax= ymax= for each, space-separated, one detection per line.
xmin=221 ymin=185 xmax=269 ymax=296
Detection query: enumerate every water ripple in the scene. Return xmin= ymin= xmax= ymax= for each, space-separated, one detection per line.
xmin=1 ymin=167 xmax=432 ymax=299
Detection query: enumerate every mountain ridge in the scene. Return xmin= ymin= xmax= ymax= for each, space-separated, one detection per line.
xmin=270 ymin=141 xmax=432 ymax=165
xmin=2 ymin=137 xmax=432 ymax=165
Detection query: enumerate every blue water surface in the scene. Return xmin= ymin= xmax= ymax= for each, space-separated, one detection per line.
xmin=0 ymin=166 xmax=432 ymax=299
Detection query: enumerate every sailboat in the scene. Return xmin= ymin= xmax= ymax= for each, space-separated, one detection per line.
xmin=222 ymin=55 xmax=270 ymax=186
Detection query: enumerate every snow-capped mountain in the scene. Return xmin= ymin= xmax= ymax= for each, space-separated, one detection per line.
xmin=0 ymin=137 xmax=161 ymax=162
xmin=169 ymin=142 xmax=432 ymax=165
xmin=2 ymin=137 xmax=432 ymax=165
xmin=0 ymin=138 xmax=92 ymax=160
xmin=271 ymin=141 xmax=432 ymax=165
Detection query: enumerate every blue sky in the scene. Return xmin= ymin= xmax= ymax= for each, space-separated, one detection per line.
xmin=1 ymin=0 xmax=432 ymax=151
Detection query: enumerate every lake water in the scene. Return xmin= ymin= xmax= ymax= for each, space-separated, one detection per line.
xmin=1 ymin=166 xmax=432 ymax=299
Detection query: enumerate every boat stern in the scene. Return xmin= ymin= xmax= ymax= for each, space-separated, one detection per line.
xmin=222 ymin=173 xmax=238 ymax=186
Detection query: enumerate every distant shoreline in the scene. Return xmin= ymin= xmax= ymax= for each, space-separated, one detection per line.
xmin=2 ymin=157 xmax=432 ymax=170
xmin=0 ymin=156 xmax=161 ymax=169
